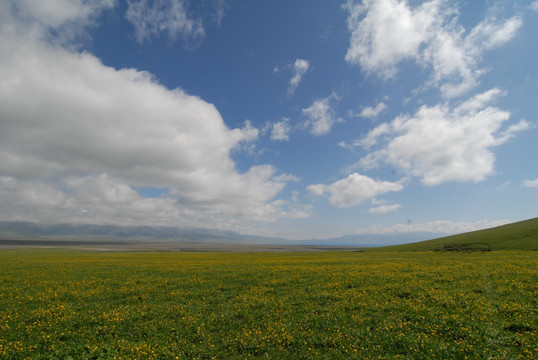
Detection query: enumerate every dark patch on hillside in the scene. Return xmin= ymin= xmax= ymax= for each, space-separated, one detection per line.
xmin=434 ymin=242 xmax=492 ymax=252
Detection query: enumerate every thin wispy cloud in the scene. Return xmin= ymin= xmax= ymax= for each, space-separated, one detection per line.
xmin=288 ymin=59 xmax=310 ymax=96
xmin=355 ymin=219 xmax=511 ymax=235
xmin=523 ymin=178 xmax=538 ymax=188
xmin=270 ymin=118 xmax=291 ymax=141
xmin=360 ymin=102 xmax=387 ymax=118
xmin=212 ymin=0 xmax=228 ymax=27
xmin=126 ymin=0 xmax=205 ymax=44
xmin=302 ymin=93 xmax=340 ymax=136
xmin=368 ymin=203 xmax=401 ymax=214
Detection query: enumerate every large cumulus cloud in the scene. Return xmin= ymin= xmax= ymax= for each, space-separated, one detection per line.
xmin=0 ymin=0 xmax=295 ymax=232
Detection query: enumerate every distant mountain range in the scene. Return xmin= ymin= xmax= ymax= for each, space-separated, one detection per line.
xmin=0 ymin=221 xmax=442 ymax=247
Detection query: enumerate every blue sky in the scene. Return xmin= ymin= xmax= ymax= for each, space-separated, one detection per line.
xmin=1 ymin=0 xmax=537 ymax=241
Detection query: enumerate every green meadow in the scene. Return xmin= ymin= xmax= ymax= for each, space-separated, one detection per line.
xmin=0 ymin=250 xmax=536 ymax=359
xmin=373 ymin=217 xmax=538 ymax=252
xmin=1 ymin=220 xmax=537 ymax=359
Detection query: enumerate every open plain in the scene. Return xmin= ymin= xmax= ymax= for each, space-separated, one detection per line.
xmin=1 ymin=248 xmax=536 ymax=359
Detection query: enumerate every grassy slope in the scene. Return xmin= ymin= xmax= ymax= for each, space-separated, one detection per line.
xmin=371 ymin=217 xmax=538 ymax=251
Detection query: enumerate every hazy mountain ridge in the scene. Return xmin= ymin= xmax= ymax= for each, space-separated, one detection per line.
xmin=0 ymin=221 xmax=268 ymax=243
xmin=0 ymin=221 xmax=444 ymax=247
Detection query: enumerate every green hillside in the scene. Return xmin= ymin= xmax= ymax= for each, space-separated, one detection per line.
xmin=372 ymin=217 xmax=538 ymax=251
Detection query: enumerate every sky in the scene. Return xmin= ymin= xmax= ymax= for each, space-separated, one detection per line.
xmin=1 ymin=0 xmax=537 ymax=241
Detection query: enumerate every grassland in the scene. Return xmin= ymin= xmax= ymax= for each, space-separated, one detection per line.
xmin=1 ymin=249 xmax=536 ymax=359
xmin=372 ymin=217 xmax=538 ymax=252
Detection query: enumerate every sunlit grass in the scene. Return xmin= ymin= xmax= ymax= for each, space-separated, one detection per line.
xmin=373 ymin=217 xmax=538 ymax=252
xmin=1 ymin=250 xmax=536 ymax=359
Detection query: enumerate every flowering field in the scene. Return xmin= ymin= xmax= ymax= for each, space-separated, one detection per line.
xmin=0 ymin=250 xmax=536 ymax=359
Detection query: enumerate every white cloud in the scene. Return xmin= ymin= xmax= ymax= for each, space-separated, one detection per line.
xmin=343 ymin=0 xmax=440 ymax=79
xmin=530 ymin=2 xmax=538 ymax=12
xmin=126 ymin=0 xmax=204 ymax=44
xmin=288 ymin=59 xmax=310 ymax=95
xmin=453 ymin=88 xmax=505 ymax=114
xmin=1 ymin=0 xmax=115 ymax=46
xmin=343 ymin=0 xmax=522 ymax=97
xmin=270 ymin=118 xmax=291 ymax=141
xmin=360 ymin=102 xmax=387 ymax=118
xmin=306 ymin=184 xmax=326 ymax=197
xmin=9 ymin=0 xmax=115 ymax=28
xmin=368 ymin=203 xmax=401 ymax=214
xmin=307 ymin=173 xmax=403 ymax=208
xmin=0 ymin=174 xmax=222 ymax=227
xmin=354 ymin=89 xmax=529 ymax=185
xmin=0 ymin=2 xmax=296 ymax=232
xmin=523 ymin=178 xmax=538 ymax=188
xmin=466 ymin=16 xmax=522 ymax=52
xmin=355 ymin=219 xmax=511 ymax=235
xmin=433 ymin=15 xmax=522 ymax=98
xmin=339 ymin=123 xmax=390 ymax=151
xmin=270 ymin=190 xmax=312 ymax=220
xmin=302 ymin=94 xmax=340 ymax=136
